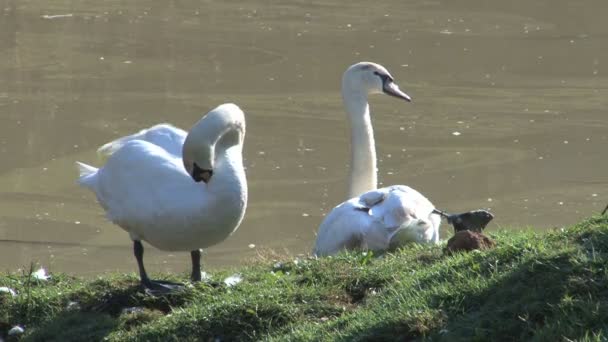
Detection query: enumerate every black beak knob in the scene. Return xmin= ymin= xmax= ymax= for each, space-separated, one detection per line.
xmin=192 ymin=162 xmax=213 ymax=183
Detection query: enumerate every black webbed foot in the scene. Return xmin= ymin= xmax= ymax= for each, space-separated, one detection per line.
xmin=141 ymin=279 xmax=185 ymax=296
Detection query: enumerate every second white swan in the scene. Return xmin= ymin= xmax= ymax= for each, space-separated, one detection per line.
xmin=313 ymin=62 xmax=440 ymax=256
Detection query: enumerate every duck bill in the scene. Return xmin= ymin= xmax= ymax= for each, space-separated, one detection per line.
xmin=383 ymin=81 xmax=412 ymax=102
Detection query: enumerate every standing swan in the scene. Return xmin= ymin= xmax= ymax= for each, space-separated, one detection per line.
xmin=77 ymin=103 xmax=247 ymax=293
xmin=313 ymin=62 xmax=440 ymax=256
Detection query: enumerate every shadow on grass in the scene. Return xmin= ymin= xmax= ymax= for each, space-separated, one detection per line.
xmin=131 ymin=298 xmax=299 ymax=341
xmin=81 ymin=283 xmax=186 ymax=316
xmin=434 ymin=253 xmax=607 ymax=341
xmin=434 ymin=223 xmax=608 ymax=341
xmin=21 ymin=282 xmax=191 ymax=341
xmin=24 ymin=312 xmax=118 ymax=342
xmin=335 ymin=223 xmax=608 ymax=341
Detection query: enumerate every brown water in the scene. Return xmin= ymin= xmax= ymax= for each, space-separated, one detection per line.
xmin=1 ymin=0 xmax=607 ymax=276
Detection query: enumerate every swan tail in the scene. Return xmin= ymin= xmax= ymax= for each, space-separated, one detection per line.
xmin=75 ymin=161 xmax=98 ymax=189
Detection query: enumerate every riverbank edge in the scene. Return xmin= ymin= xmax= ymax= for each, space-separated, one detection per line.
xmin=1 ymin=215 xmax=607 ymax=341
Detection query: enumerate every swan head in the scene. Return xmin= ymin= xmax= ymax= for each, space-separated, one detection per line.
xmin=183 ymin=130 xmax=215 ymax=184
xmin=182 ymin=103 xmax=245 ymax=183
xmin=342 ymin=62 xmax=411 ymax=102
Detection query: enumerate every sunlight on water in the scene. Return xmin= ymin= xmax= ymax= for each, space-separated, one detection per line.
xmin=0 ymin=0 xmax=606 ymax=276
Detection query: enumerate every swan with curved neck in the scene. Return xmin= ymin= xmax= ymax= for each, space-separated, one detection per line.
xmin=77 ymin=103 xmax=247 ymax=293
xmin=314 ymin=62 xmax=439 ymax=256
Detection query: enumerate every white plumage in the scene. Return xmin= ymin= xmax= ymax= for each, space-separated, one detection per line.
xmin=77 ymin=103 xmax=247 ymax=291
xmin=314 ymin=62 xmax=440 ymax=256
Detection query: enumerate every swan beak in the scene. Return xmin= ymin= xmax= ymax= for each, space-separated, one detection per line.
xmin=383 ymin=81 xmax=412 ymax=102
xmin=198 ymin=170 xmax=213 ymax=183
xmin=192 ymin=163 xmax=213 ymax=183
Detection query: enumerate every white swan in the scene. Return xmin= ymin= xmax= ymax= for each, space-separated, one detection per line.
xmin=76 ymin=103 xmax=247 ymax=292
xmin=313 ymin=62 xmax=440 ymax=256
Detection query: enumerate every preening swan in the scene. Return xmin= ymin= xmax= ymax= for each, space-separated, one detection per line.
xmin=77 ymin=103 xmax=247 ymax=293
xmin=314 ymin=62 xmax=440 ymax=256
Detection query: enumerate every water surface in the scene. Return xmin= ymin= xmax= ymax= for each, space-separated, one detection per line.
xmin=1 ymin=0 xmax=607 ymax=275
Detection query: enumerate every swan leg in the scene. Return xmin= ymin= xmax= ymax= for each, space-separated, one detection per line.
xmin=190 ymin=249 xmax=202 ymax=282
xmin=133 ymin=240 xmax=183 ymax=294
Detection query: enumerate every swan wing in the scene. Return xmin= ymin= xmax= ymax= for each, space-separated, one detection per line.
xmin=89 ymin=140 xmax=202 ymax=237
xmin=314 ymin=188 xmax=411 ymax=256
xmin=357 ymin=188 xmax=412 ymax=241
xmin=386 ymin=186 xmax=441 ymax=244
xmin=359 ymin=189 xmax=388 ymax=208
xmin=98 ymin=124 xmax=187 ymax=158
xmin=314 ymin=186 xmax=440 ymax=256
xmin=314 ymin=199 xmax=369 ymax=256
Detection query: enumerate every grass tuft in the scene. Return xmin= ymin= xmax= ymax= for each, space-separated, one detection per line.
xmin=1 ymin=215 xmax=608 ymax=341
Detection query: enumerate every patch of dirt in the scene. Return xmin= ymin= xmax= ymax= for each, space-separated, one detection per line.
xmin=444 ymin=231 xmax=496 ymax=255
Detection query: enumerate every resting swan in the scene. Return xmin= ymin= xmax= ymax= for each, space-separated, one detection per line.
xmin=313 ymin=62 xmax=440 ymax=256
xmin=77 ymin=103 xmax=247 ymax=293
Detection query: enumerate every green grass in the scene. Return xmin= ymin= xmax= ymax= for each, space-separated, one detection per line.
xmin=2 ymin=216 xmax=608 ymax=341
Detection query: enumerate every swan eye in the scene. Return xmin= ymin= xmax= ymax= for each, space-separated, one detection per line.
xmin=373 ymin=71 xmax=393 ymax=84
xmin=192 ymin=162 xmax=213 ymax=183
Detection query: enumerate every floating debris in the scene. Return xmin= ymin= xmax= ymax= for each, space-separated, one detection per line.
xmin=248 ymin=243 xmax=256 ymax=249
xmin=0 ymin=287 xmax=16 ymax=296
xmin=452 ymin=131 xmax=461 ymax=136
xmin=41 ymin=13 xmax=73 ymax=19
xmin=223 ymin=274 xmax=243 ymax=287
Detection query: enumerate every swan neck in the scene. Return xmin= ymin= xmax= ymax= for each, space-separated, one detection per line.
xmin=183 ymin=108 xmax=246 ymax=174
xmin=213 ymin=147 xmax=246 ymax=190
xmin=210 ymin=126 xmax=246 ymax=195
xmin=211 ymin=112 xmax=246 ymax=186
xmin=343 ymin=90 xmax=377 ymax=199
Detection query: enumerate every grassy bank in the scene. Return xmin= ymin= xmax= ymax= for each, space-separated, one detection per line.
xmin=1 ymin=216 xmax=608 ymax=341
